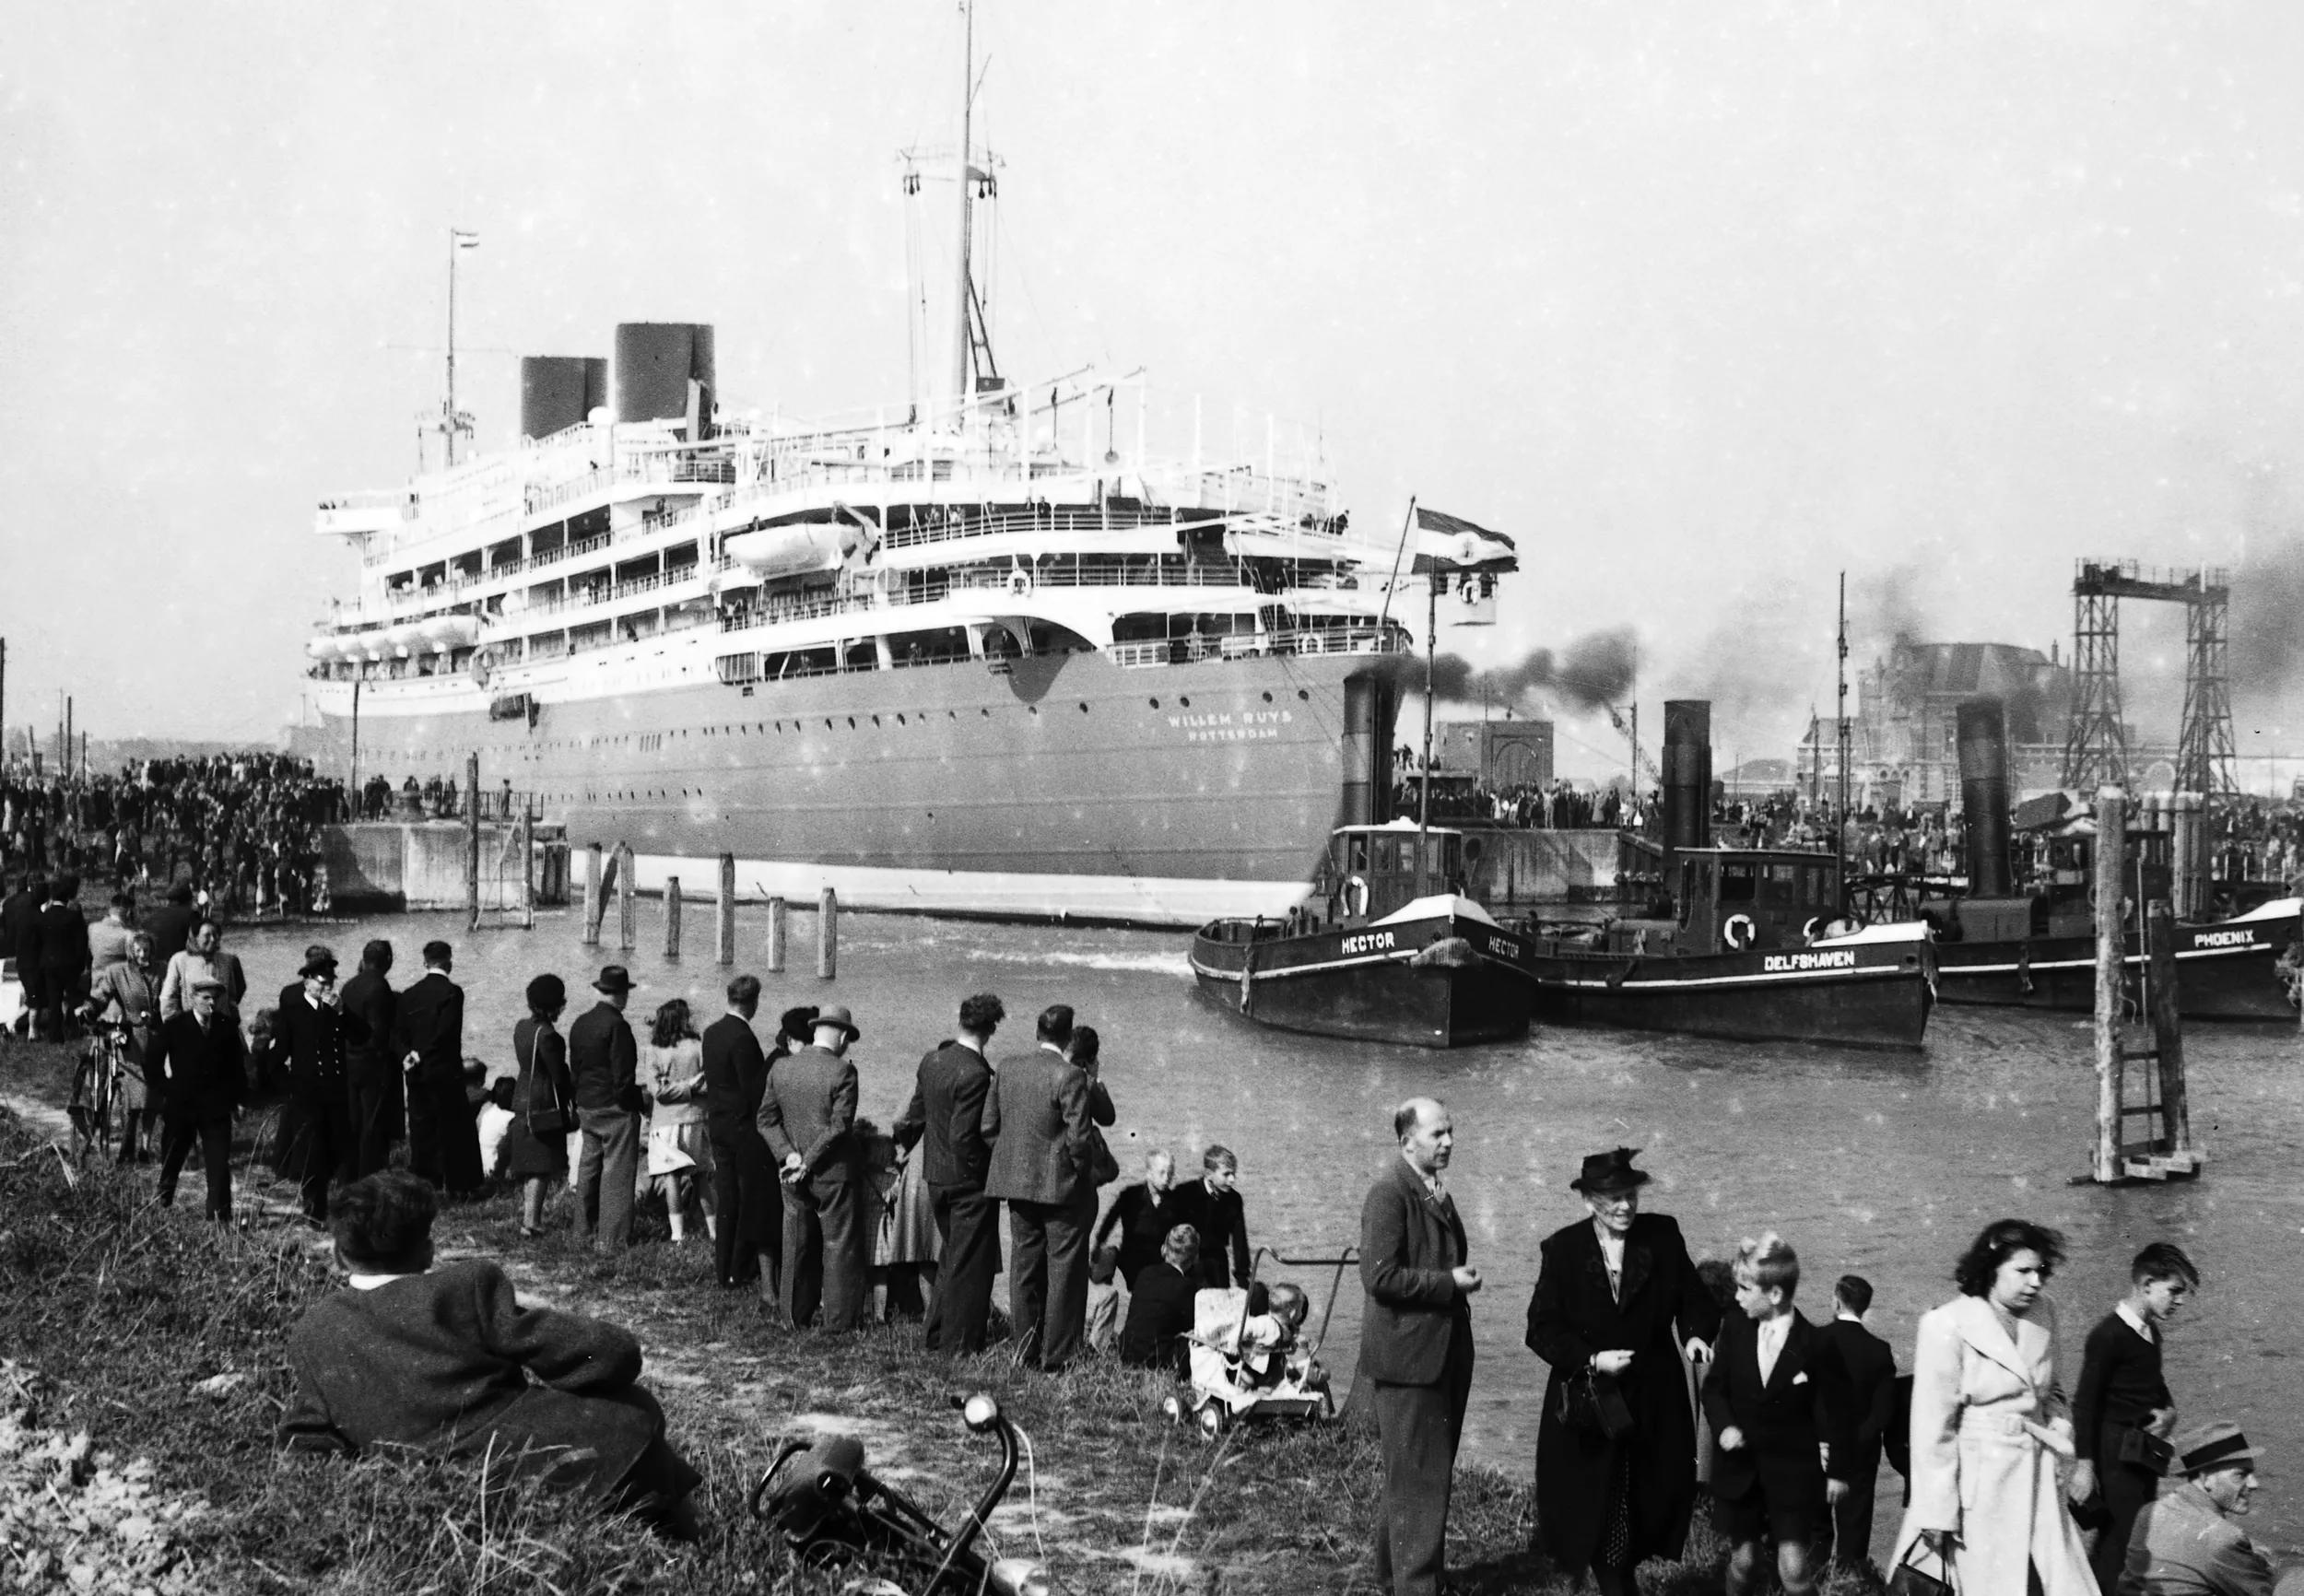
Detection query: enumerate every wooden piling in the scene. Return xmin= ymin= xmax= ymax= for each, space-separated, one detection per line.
xmin=464 ymin=752 xmax=481 ymax=932
xmin=617 ymin=842 xmax=636 ymax=951
xmin=817 ymin=886 xmax=837 ymax=980
xmin=521 ymin=805 xmax=535 ymax=931
xmin=664 ymin=875 xmax=682 ymax=959
xmin=582 ymin=843 xmax=604 ymax=945
xmin=767 ymin=897 xmax=787 ymax=972
xmin=2091 ymin=785 xmax=2126 ymax=1185
xmin=715 ymin=852 xmax=735 ymax=966
xmin=2146 ymin=899 xmax=2191 ymax=1156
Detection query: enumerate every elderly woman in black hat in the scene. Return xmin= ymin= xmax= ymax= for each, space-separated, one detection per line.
xmin=280 ymin=1170 xmax=700 ymax=1534
xmin=502 ymin=974 xmax=574 ymax=1237
xmin=1526 ymin=1147 xmax=1722 ymax=1596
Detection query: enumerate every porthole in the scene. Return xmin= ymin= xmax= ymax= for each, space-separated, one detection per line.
xmin=1298 ymin=689 xmax=1310 ymax=701
xmin=1148 ymin=698 xmax=1159 ymax=709
xmin=1180 ymin=696 xmax=1191 ymax=708
xmin=1262 ymin=692 xmax=1273 ymax=703
xmin=1078 ymin=702 xmax=1089 ymax=712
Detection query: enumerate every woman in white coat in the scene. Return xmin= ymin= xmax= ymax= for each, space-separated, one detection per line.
xmin=1890 ymin=1219 xmax=2098 ymax=1596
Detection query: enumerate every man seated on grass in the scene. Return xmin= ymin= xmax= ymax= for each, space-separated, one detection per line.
xmin=278 ymin=1170 xmax=701 ymax=1536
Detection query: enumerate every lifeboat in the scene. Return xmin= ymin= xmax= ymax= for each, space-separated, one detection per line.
xmin=305 ymin=635 xmax=342 ymax=663
xmin=724 ymin=522 xmax=855 ymax=581
xmin=420 ymin=614 xmax=480 ymax=652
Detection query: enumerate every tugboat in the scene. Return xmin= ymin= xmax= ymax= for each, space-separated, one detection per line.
xmin=1191 ymin=820 xmax=1536 ymax=1048
xmin=1518 ymin=701 xmax=1935 ymax=1049
xmin=1922 ymin=698 xmax=2300 ymax=1018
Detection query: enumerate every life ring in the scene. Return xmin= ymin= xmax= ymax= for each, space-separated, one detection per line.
xmin=469 ymin=648 xmax=493 ymax=690
xmin=1343 ymin=874 xmax=1370 ymax=918
xmin=1801 ymin=916 xmax=1821 ymax=944
xmin=1723 ymin=913 xmax=1756 ymax=951
xmin=1008 ymin=569 xmax=1032 ymax=596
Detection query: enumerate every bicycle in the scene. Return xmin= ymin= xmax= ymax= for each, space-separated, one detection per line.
xmin=67 ymin=1016 xmax=135 ymax=1165
xmin=751 ymin=1391 xmax=1065 ymax=1595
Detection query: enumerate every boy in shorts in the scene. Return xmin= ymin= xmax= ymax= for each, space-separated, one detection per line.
xmin=1700 ymin=1233 xmax=1851 ymax=1596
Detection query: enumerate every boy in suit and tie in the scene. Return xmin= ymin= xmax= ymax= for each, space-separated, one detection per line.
xmin=1820 ymin=1274 xmax=1899 ymax=1573
xmin=1702 ymin=1234 xmax=1851 ymax=1596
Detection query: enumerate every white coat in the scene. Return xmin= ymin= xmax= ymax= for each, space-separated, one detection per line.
xmin=1890 ymin=1294 xmax=2098 ymax=1596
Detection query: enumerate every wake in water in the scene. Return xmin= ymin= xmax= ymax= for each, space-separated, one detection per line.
xmin=962 ymin=946 xmax=1194 ymax=980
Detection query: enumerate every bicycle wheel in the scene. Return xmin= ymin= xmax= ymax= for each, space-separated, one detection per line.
xmin=103 ymin=1060 xmax=135 ymax=1160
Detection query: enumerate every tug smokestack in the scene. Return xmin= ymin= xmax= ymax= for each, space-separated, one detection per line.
xmin=1662 ymin=699 xmax=1711 ymax=854
xmin=1956 ymin=697 xmax=2013 ymax=898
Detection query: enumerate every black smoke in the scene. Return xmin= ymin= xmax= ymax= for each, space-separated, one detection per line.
xmin=1395 ymin=626 xmax=1640 ymax=712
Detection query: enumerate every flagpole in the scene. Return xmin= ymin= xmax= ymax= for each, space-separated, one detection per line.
xmin=1416 ymin=568 xmax=1437 ymax=900
xmin=1374 ymin=496 xmax=1418 ymax=640
xmin=446 ymin=227 xmax=459 ymax=467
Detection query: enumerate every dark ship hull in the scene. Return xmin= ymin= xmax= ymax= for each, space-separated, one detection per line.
xmin=1190 ymin=907 xmax=1534 ymax=1049
xmin=1522 ymin=922 xmax=1935 ymax=1049
xmin=1934 ymin=898 xmax=2299 ymax=1018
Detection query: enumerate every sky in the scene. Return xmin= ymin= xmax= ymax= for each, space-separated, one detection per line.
xmin=9 ymin=1 xmax=2304 ymax=777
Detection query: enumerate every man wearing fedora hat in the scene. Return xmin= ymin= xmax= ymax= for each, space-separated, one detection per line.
xmin=152 ymin=975 xmax=249 ymax=1221
xmin=758 ymin=1004 xmax=866 ymax=1332
xmin=570 ymin=966 xmax=643 ymax=1252
xmin=2120 ymin=1422 xmax=2285 ymax=1596
xmin=266 ymin=944 xmax=352 ymax=1224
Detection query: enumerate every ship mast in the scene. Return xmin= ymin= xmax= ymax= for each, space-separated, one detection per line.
xmin=1837 ymin=570 xmax=1851 ymax=904
xmin=946 ymin=0 xmax=977 ymax=422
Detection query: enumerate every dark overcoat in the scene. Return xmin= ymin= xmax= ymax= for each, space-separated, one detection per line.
xmin=278 ymin=1259 xmax=665 ymax=1500
xmin=1524 ymin=1211 xmax=1721 ymax=1569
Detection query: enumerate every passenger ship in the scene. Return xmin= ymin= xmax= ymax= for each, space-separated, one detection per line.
xmin=298 ymin=31 xmax=1433 ymax=925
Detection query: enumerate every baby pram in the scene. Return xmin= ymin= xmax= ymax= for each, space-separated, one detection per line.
xmin=1183 ymin=1246 xmax=1354 ymax=1436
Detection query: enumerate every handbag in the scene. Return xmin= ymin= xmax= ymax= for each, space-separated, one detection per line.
xmin=1555 ymin=1366 xmax=1634 ymax=1439
xmin=2117 ymin=1426 xmax=2175 ymax=1477
xmin=1084 ymin=1124 xmax=1122 ymax=1187
xmin=520 ymin=1026 xmax=572 ymax=1139
xmin=1887 ymin=1543 xmax=1952 ymax=1596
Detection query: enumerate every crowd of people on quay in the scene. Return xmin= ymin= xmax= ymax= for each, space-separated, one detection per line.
xmin=0 ymin=755 xmax=346 ymax=918
xmin=6 ymin=902 xmax=2295 ymax=1592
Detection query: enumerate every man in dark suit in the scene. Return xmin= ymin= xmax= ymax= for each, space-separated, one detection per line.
xmin=893 ymin=992 xmax=1005 ymax=1353
xmin=701 ymin=973 xmax=776 ymax=1291
xmin=982 ymin=1003 xmax=1096 ymax=1369
xmin=30 ymin=874 xmax=90 ymax=1041
xmin=140 ymin=881 xmax=197 ymax=963
xmin=1359 ymin=1097 xmax=1480 ymax=1596
xmin=393 ymin=940 xmax=477 ymax=1195
xmin=153 ymin=976 xmax=248 ymax=1221
xmin=1 ymin=873 xmax=41 ymax=1039
xmin=267 ymin=945 xmax=353 ymax=1223
xmin=569 ymin=965 xmax=641 ymax=1251
xmin=1700 ymin=1235 xmax=1851 ymax=1596
xmin=759 ymin=1004 xmax=865 ymax=1332
xmin=337 ymin=940 xmax=398 ymax=1178
xmin=1818 ymin=1274 xmax=1899 ymax=1573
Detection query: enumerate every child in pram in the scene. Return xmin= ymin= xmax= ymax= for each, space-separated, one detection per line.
xmin=1188 ymin=1280 xmax=1332 ymax=1426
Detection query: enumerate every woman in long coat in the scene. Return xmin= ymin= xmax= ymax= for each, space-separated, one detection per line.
xmin=1889 ymin=1219 xmax=2096 ymax=1596
xmin=1525 ymin=1148 xmax=1722 ymax=1596
xmin=501 ymin=974 xmax=572 ymax=1237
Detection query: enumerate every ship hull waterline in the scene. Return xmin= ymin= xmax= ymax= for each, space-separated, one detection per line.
xmin=1190 ymin=914 xmax=1534 ymax=1049
xmin=1521 ymin=940 xmax=1936 ymax=1050
xmin=1932 ymin=899 xmax=2302 ymax=1020
xmin=307 ymin=648 xmax=1399 ymax=928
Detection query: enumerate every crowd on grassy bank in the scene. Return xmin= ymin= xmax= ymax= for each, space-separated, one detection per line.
xmin=4 ymin=883 xmax=2297 ymax=1595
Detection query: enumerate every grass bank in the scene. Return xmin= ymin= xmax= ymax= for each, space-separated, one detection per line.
xmin=0 ymin=1040 xmax=1790 ymax=1594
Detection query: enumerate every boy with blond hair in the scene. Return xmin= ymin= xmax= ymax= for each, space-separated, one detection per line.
xmin=1700 ymin=1233 xmax=1852 ymax=1596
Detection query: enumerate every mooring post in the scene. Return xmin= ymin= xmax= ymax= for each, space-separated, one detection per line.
xmin=716 ymin=852 xmax=735 ymax=966
xmin=767 ymin=896 xmax=787 ymax=972
xmin=2146 ymin=899 xmax=2192 ymax=1157
xmin=464 ymin=752 xmax=481 ymax=932
xmin=582 ymin=843 xmax=604 ymax=945
xmin=617 ymin=842 xmax=636 ymax=952
xmin=817 ymin=886 xmax=838 ymax=980
xmin=664 ymin=875 xmax=682 ymax=959
xmin=521 ymin=805 xmax=535 ymax=931
xmin=2092 ymin=785 xmax=2127 ymax=1184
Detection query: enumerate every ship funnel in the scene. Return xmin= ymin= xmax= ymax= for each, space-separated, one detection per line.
xmin=613 ymin=323 xmax=717 ymax=427
xmin=520 ymin=356 xmax=608 ymax=440
xmin=1955 ymin=697 xmax=2013 ymax=897
xmin=1661 ymin=699 xmax=1711 ymax=854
